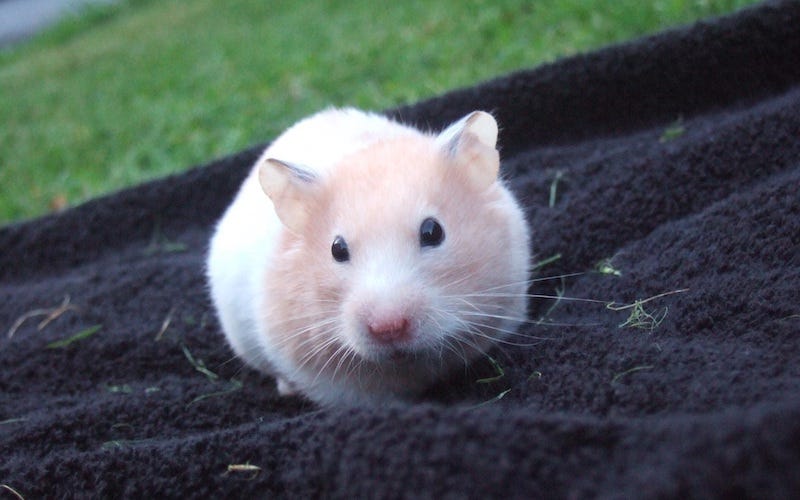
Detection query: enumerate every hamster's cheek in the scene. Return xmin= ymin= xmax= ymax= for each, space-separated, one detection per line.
xmin=337 ymin=297 xmax=370 ymax=355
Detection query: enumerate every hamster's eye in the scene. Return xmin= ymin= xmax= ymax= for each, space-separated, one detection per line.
xmin=420 ymin=217 xmax=445 ymax=248
xmin=331 ymin=235 xmax=350 ymax=262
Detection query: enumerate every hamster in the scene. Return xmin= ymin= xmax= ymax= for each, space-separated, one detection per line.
xmin=206 ymin=108 xmax=530 ymax=406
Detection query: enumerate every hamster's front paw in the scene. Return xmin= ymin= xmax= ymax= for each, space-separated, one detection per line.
xmin=276 ymin=377 xmax=299 ymax=396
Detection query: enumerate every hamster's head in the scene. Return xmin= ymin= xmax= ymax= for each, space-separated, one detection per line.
xmin=258 ymin=111 xmax=530 ymax=404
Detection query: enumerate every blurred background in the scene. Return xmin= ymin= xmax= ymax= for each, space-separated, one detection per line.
xmin=0 ymin=0 xmax=759 ymax=225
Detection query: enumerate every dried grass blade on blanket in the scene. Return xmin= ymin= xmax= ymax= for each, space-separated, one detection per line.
xmin=1 ymin=1 xmax=800 ymax=497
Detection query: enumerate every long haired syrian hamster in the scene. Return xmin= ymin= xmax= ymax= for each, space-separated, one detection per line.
xmin=206 ymin=108 xmax=530 ymax=406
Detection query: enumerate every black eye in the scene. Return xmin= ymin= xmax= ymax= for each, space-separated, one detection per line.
xmin=420 ymin=217 xmax=445 ymax=248
xmin=331 ymin=235 xmax=350 ymax=262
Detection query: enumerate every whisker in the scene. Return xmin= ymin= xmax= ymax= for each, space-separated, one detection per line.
xmin=448 ymin=335 xmax=484 ymax=361
xmin=293 ymin=330 xmax=340 ymax=372
xmin=462 ymin=272 xmax=588 ymax=294
xmin=342 ymin=347 xmax=364 ymax=382
xmin=290 ymin=323 xmax=341 ymax=351
xmin=459 ymin=310 xmax=538 ymax=324
xmin=459 ymin=322 xmax=547 ymax=347
xmin=449 ymin=333 xmax=509 ymax=367
xmin=439 ymin=270 xmax=481 ymax=292
xmin=458 ymin=292 xmax=608 ymax=305
xmin=293 ymin=336 xmax=334 ymax=367
xmin=457 ymin=314 xmax=553 ymax=338
xmin=332 ymin=343 xmax=359 ymax=382
xmin=458 ymin=308 xmax=601 ymax=329
xmin=271 ymin=317 xmax=340 ymax=348
xmin=267 ymin=309 xmax=339 ymax=332
xmin=312 ymin=340 xmax=351 ymax=387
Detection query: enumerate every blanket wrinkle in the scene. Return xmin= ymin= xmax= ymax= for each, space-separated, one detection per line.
xmin=2 ymin=1 xmax=800 ymax=497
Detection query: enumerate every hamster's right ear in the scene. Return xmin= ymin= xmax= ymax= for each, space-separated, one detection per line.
xmin=436 ymin=111 xmax=500 ymax=190
xmin=258 ymin=158 xmax=317 ymax=232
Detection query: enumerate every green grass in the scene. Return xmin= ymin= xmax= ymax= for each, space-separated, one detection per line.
xmin=45 ymin=324 xmax=103 ymax=349
xmin=0 ymin=0 xmax=760 ymax=224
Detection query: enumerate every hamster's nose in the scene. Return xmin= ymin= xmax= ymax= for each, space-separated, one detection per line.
xmin=368 ymin=316 xmax=410 ymax=344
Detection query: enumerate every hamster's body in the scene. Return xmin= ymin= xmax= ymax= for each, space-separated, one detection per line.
xmin=207 ymin=108 xmax=530 ymax=406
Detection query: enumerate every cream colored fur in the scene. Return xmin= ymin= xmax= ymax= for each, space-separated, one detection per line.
xmin=207 ymin=108 xmax=530 ymax=406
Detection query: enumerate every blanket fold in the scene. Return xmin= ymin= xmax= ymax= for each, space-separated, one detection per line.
xmin=2 ymin=1 xmax=799 ymax=497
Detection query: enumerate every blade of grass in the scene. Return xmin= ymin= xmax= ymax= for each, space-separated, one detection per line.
xmin=549 ymin=170 xmax=565 ymax=208
xmin=611 ymin=365 xmax=654 ymax=384
xmin=7 ymin=295 xmax=77 ymax=338
xmin=476 ymin=355 xmax=505 ymax=384
xmin=531 ymin=253 xmax=562 ymax=271
xmin=659 ymin=116 xmax=686 ymax=143
xmin=0 ymin=418 xmax=28 ymax=426
xmin=46 ymin=324 xmax=102 ymax=349
xmin=181 ymin=343 xmax=219 ymax=381
xmin=605 ymin=288 xmax=689 ymax=311
xmin=0 ymin=0 xmax=761 ymax=224
xmin=187 ymin=379 xmax=243 ymax=407
xmin=1 ymin=484 xmax=25 ymax=500
xmin=470 ymin=388 xmax=512 ymax=409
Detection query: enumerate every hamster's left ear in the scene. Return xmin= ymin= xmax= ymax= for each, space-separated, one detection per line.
xmin=436 ymin=111 xmax=500 ymax=189
xmin=258 ymin=158 xmax=317 ymax=232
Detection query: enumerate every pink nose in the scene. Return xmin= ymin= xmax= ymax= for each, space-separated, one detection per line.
xmin=368 ymin=317 xmax=410 ymax=343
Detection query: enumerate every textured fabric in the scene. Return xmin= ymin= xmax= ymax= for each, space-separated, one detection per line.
xmin=2 ymin=1 xmax=799 ymax=497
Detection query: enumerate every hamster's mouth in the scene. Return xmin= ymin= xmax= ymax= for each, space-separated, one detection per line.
xmin=355 ymin=345 xmax=419 ymax=364
xmin=389 ymin=350 xmax=414 ymax=362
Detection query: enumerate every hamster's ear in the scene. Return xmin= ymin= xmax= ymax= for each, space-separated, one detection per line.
xmin=258 ymin=158 xmax=317 ymax=232
xmin=436 ymin=111 xmax=500 ymax=189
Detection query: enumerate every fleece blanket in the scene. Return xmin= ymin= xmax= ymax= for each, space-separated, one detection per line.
xmin=2 ymin=1 xmax=799 ymax=497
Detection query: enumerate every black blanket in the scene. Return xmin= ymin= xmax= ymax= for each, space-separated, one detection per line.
xmin=2 ymin=2 xmax=799 ymax=497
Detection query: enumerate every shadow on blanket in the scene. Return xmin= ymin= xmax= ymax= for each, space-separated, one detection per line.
xmin=1 ymin=1 xmax=799 ymax=497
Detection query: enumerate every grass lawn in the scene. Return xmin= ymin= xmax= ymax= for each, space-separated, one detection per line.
xmin=0 ymin=0 xmax=759 ymax=225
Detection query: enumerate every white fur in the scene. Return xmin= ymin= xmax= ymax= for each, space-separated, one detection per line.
xmin=207 ymin=109 xmax=408 ymax=365
xmin=206 ymin=107 xmax=531 ymax=406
